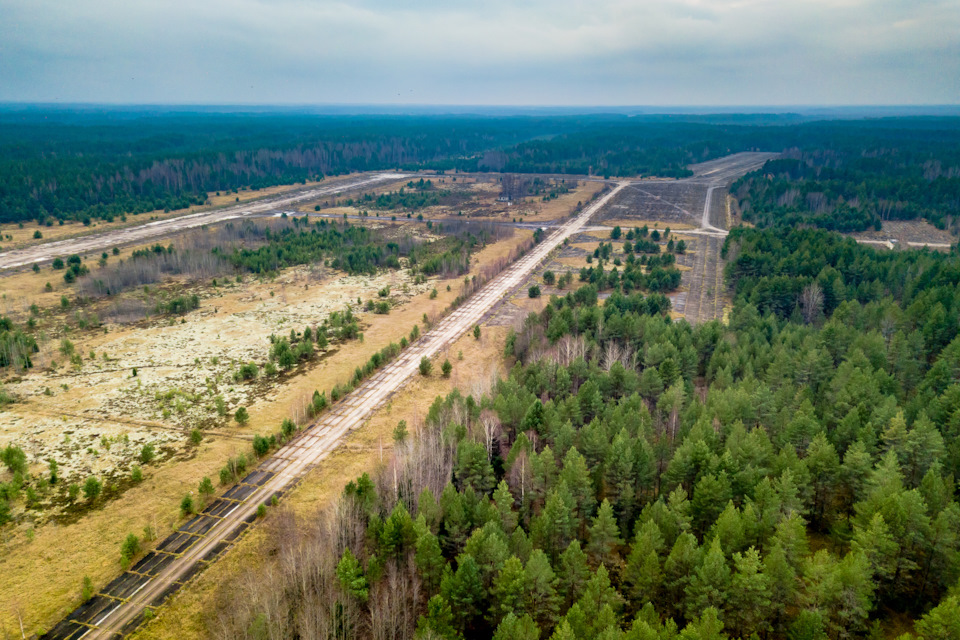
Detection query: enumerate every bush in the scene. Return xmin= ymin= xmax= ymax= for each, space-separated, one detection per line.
xmin=253 ymin=434 xmax=271 ymax=457
xmin=198 ymin=476 xmax=214 ymax=498
xmin=441 ymin=359 xmax=452 ymax=378
xmin=140 ymin=443 xmax=155 ymax=464
xmin=190 ymin=429 xmax=203 ymax=445
xmin=257 ymin=503 xmax=267 ymax=518
xmin=419 ymin=356 xmax=432 ymax=376
xmin=528 ymin=285 xmax=541 ymax=298
xmin=81 ymin=576 xmax=94 ymax=603
xmin=473 ymin=325 xmax=481 ymax=339
xmin=131 ymin=466 xmax=143 ymax=483
xmin=59 ymin=338 xmax=75 ymax=357
xmin=234 ymin=407 xmax=250 ymax=425
xmin=281 ymin=418 xmax=296 ymax=438
xmin=181 ymin=493 xmax=194 ymax=516
xmin=83 ymin=476 xmax=102 ymax=501
xmin=237 ymin=362 xmax=258 ymax=380
xmin=120 ymin=533 xmax=140 ymax=567
xmin=1 ymin=445 xmax=27 ymax=475
xmin=393 ymin=420 xmax=408 ymax=444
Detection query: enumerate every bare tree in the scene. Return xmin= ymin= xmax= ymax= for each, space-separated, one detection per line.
xmin=800 ymin=282 xmax=824 ymax=324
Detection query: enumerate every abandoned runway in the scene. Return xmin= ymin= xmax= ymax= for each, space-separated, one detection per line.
xmin=40 ymin=182 xmax=629 ymax=640
xmin=40 ymin=152 xmax=774 ymax=639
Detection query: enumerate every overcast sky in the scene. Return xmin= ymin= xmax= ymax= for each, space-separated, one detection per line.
xmin=1 ymin=0 xmax=958 ymax=107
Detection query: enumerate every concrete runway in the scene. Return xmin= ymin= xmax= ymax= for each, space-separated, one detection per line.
xmin=0 ymin=172 xmax=409 ymax=271
xmin=40 ymin=181 xmax=629 ymax=640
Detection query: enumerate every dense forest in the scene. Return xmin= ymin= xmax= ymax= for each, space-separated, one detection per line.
xmin=209 ymin=224 xmax=960 ymax=640
xmin=4 ymin=109 xmax=959 ymax=226
xmin=730 ymin=121 xmax=960 ymax=233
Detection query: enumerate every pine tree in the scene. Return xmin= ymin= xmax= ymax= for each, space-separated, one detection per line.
xmin=416 ymin=529 xmax=447 ymax=592
xmin=587 ymin=499 xmax=623 ymax=569
xmin=577 ymin=564 xmax=624 ymax=625
xmin=727 ymin=547 xmax=772 ymax=638
xmin=441 ymin=554 xmax=485 ymax=633
xmin=417 ymin=594 xmax=459 ymax=639
xmin=490 ymin=556 xmax=526 ymax=627
xmin=532 ymin=485 xmax=574 ymax=561
xmin=492 ymin=612 xmax=540 ymax=640
xmin=679 ymin=608 xmax=728 ymax=640
xmin=549 ymin=620 xmax=577 ymax=640
xmin=440 ymin=483 xmax=469 ymax=554
xmin=915 ymin=595 xmax=960 ymax=640
xmin=622 ymin=519 xmax=664 ymax=613
xmin=524 ymin=549 xmax=561 ymax=629
xmin=763 ymin=542 xmax=798 ymax=632
xmin=684 ymin=537 xmax=731 ymax=620
xmin=336 ymin=548 xmax=369 ymax=603
xmin=456 ymin=440 xmax=495 ymax=494
xmin=709 ymin=502 xmax=745 ymax=555
xmin=806 ymin=431 xmax=840 ymax=529
xmin=662 ymin=532 xmax=701 ymax=619
xmin=558 ymin=539 xmax=591 ymax=607
xmin=522 ymin=399 xmax=547 ymax=435
xmin=690 ymin=473 xmax=731 ymax=536
xmin=493 ymin=480 xmax=518 ymax=533
xmin=851 ymin=512 xmax=898 ymax=585
xmin=560 ymin=447 xmax=597 ymax=527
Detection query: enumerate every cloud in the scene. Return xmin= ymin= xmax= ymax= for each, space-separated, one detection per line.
xmin=0 ymin=0 xmax=957 ymax=105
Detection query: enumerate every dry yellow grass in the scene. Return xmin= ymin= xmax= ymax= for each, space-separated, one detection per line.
xmin=0 ymin=242 xmax=155 ymax=314
xmin=130 ymin=327 xmax=512 ymax=640
xmin=602 ymin=218 xmax=696 ymax=231
xmin=0 ymin=226 xmax=532 ymax=637
xmin=466 ymin=181 xmax=605 ymax=224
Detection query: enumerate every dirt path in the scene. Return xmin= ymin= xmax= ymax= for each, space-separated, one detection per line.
xmin=39 ymin=182 xmax=628 ymax=640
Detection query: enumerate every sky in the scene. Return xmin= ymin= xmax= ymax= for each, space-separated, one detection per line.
xmin=1 ymin=0 xmax=959 ymax=107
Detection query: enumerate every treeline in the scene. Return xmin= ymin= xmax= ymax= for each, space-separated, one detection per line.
xmin=6 ymin=110 xmax=960 ymax=226
xmin=0 ymin=112 xmax=544 ymax=224
xmin=731 ymin=126 xmax=960 ymax=232
xmin=211 ymin=224 xmax=960 ymax=640
xmin=724 ymin=227 xmax=960 ymax=358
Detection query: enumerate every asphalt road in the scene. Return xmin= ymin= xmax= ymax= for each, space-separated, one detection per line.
xmin=41 ymin=181 xmax=628 ymax=640
xmin=0 ymin=172 xmax=409 ymax=271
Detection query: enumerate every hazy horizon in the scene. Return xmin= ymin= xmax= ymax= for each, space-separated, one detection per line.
xmin=2 ymin=0 xmax=958 ymax=107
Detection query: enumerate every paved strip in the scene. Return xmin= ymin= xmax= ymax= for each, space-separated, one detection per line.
xmin=40 ymin=181 xmax=628 ymax=640
xmin=0 ymin=173 xmax=409 ymax=271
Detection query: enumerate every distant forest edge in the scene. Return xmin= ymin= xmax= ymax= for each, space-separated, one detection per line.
xmin=732 ymin=124 xmax=960 ymax=234
xmin=0 ymin=112 xmax=959 ymax=227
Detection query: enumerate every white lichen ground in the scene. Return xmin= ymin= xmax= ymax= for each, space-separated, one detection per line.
xmin=0 ymin=263 xmax=432 ymax=520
